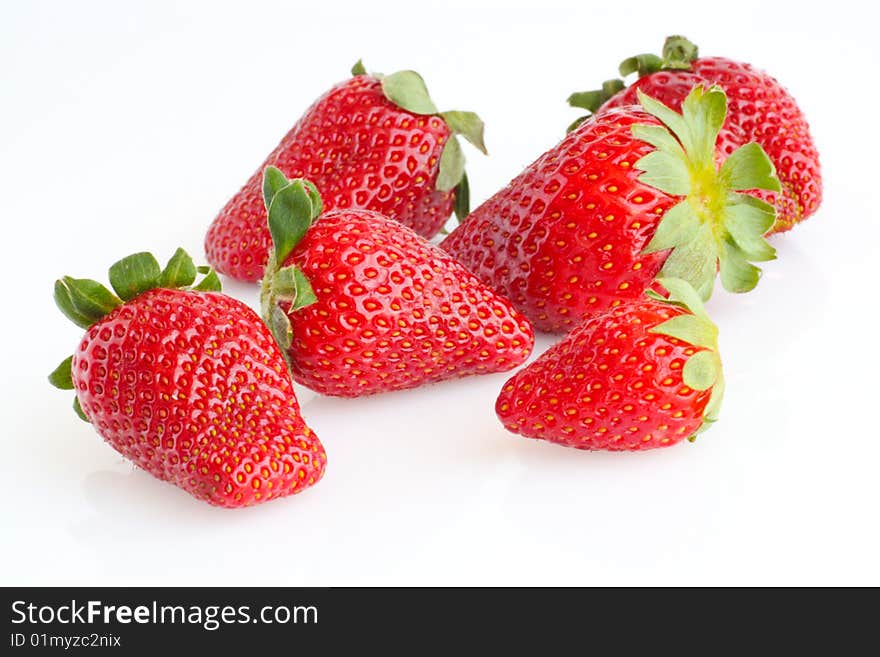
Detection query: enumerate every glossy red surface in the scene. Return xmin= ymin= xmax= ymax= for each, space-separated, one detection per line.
xmin=442 ymin=108 xmax=675 ymax=333
xmin=206 ymin=75 xmax=454 ymax=282
xmin=280 ymin=210 xmax=535 ymax=396
xmin=72 ymin=288 xmax=326 ymax=507
xmin=496 ymin=300 xmax=711 ymax=450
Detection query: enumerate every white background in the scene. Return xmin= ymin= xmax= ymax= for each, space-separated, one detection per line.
xmin=2 ymin=0 xmax=878 ymax=586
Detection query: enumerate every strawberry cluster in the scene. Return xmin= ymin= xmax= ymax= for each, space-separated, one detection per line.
xmin=51 ymin=39 xmax=821 ymax=507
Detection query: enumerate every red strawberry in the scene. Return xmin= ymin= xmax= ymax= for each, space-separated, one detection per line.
xmin=206 ymin=60 xmax=487 ymax=282
xmin=443 ymin=86 xmax=780 ymax=333
xmin=568 ymin=35 xmax=822 ymax=233
xmin=496 ymin=278 xmax=724 ymax=450
xmin=257 ymin=167 xmax=534 ymax=397
xmin=49 ymin=249 xmax=326 ymax=507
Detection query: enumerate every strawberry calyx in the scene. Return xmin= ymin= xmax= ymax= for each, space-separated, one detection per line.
xmin=350 ymin=59 xmax=367 ymax=76
xmin=634 ymin=85 xmax=781 ymax=300
xmin=566 ymin=35 xmax=698 ymax=125
xmin=50 ymin=248 xmax=222 ymax=421
xmin=259 ymin=166 xmax=320 ymax=357
xmin=350 ymin=60 xmax=487 ymax=219
xmin=619 ymin=35 xmax=698 ymax=78
xmin=647 ymin=277 xmax=724 ymax=439
xmin=566 ymin=79 xmax=625 ymax=132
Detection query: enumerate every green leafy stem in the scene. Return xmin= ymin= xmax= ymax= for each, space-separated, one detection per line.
xmin=647 ymin=277 xmax=724 ymax=440
xmin=259 ymin=167 xmax=321 ymax=359
xmin=567 ymin=35 xmax=700 ymax=126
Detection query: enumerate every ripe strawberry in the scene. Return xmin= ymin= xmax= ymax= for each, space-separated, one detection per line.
xmin=496 ymin=278 xmax=724 ymax=450
xmin=258 ymin=167 xmax=534 ymax=397
xmin=49 ymin=249 xmax=326 ymax=508
xmin=443 ymin=86 xmax=780 ymax=333
xmin=568 ymin=35 xmax=822 ymax=233
xmin=206 ymin=60 xmax=487 ymax=282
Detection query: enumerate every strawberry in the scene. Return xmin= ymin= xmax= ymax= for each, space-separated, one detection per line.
xmin=496 ymin=278 xmax=724 ymax=450
xmin=442 ymin=86 xmax=781 ymax=333
xmin=257 ymin=167 xmax=534 ymax=397
xmin=568 ymin=35 xmax=822 ymax=233
xmin=206 ymin=60 xmax=487 ymax=282
xmin=49 ymin=249 xmax=326 ymax=508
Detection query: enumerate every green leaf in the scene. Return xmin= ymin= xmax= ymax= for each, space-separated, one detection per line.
xmin=725 ymin=194 xmax=777 ymax=262
xmin=380 ymin=70 xmax=438 ymax=115
xmin=693 ymin=365 xmax=726 ymax=437
xmin=436 ymin=136 xmax=465 ymax=192
xmin=682 ymin=350 xmax=720 ymax=390
xmin=631 ymin=124 xmax=686 ymax=158
xmin=54 ymin=277 xmax=121 ymax=329
xmin=662 ymin=35 xmax=699 ymax=66
xmin=272 ymin=265 xmax=299 ymax=298
xmin=351 ymin=59 xmax=367 ymax=76
xmin=272 ymin=265 xmax=317 ymax=311
xmin=651 ymin=314 xmax=715 ymax=349
xmin=108 ymin=252 xmax=161 ymax=300
xmin=657 ymin=225 xmax=719 ymax=301
xmin=48 ymin=355 xmax=74 ymax=390
xmin=267 ymin=180 xmax=316 ymax=264
xmin=680 ymin=86 xmax=726 ymax=160
xmin=73 ymin=397 xmax=89 ymax=423
xmin=567 ymin=90 xmax=606 ymax=112
xmin=643 ymin=201 xmax=700 ymax=254
xmin=654 ymin=277 xmax=712 ymax=322
xmin=720 ymin=142 xmax=782 ymax=192
xmin=634 ymin=150 xmax=691 ymax=196
xmin=454 ymin=172 xmax=470 ymax=221
xmin=636 ymin=90 xmax=692 ymax=154
xmin=54 ymin=280 xmax=96 ymax=329
xmin=702 ymin=371 xmax=725 ymax=424
xmin=192 ymin=269 xmax=222 ymax=292
xmin=301 ymin=179 xmax=324 ymax=219
xmin=653 ymin=292 xmax=724 ymax=436
xmin=719 ymin=241 xmax=761 ymax=294
xmin=262 ymin=165 xmax=291 ymax=211
xmin=619 ymin=53 xmax=664 ymax=77
xmin=196 ymin=265 xmax=211 ymax=274
xmin=269 ymin=304 xmax=293 ymax=351
xmin=601 ymin=78 xmax=625 ymax=96
xmin=566 ymin=116 xmax=588 ymax=134
xmin=567 ymin=79 xmax=624 ymax=113
xmin=289 ymin=268 xmax=316 ymax=311
xmin=158 ymin=248 xmax=197 ymax=289
xmin=441 ymin=111 xmax=487 ymax=154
